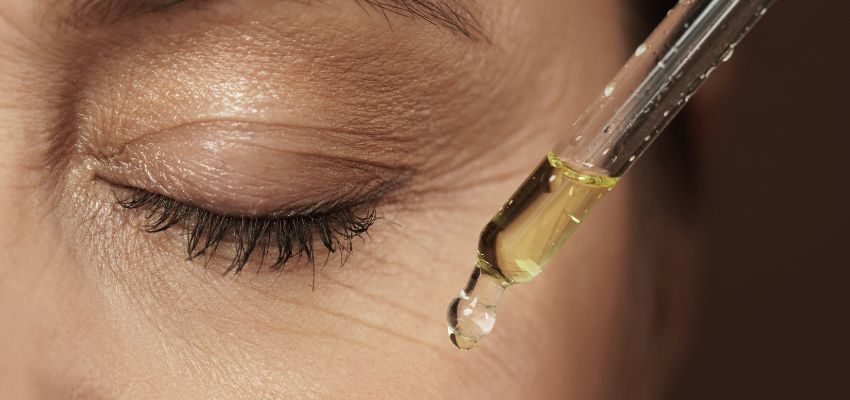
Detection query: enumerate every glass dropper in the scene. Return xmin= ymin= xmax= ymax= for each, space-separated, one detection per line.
xmin=447 ymin=0 xmax=778 ymax=350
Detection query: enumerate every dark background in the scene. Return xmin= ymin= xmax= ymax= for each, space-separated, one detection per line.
xmin=639 ymin=1 xmax=850 ymax=398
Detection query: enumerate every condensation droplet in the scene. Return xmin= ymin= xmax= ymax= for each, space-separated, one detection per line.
xmin=603 ymin=82 xmax=615 ymax=97
xmin=720 ymin=48 xmax=735 ymax=62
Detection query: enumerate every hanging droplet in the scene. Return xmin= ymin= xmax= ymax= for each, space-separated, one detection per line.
xmin=447 ymin=268 xmax=505 ymax=350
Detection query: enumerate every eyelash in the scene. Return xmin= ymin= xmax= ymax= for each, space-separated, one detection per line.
xmin=116 ymin=188 xmax=377 ymax=274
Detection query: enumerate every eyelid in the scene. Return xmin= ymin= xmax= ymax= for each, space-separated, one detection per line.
xmin=95 ymin=120 xmax=414 ymax=217
xmin=115 ymin=186 xmax=378 ymax=274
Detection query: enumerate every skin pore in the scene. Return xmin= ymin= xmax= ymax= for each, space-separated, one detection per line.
xmin=0 ymin=0 xmax=665 ymax=398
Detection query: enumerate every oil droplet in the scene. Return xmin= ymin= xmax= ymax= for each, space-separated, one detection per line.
xmin=644 ymin=135 xmax=651 ymax=142
xmin=628 ymin=155 xmax=636 ymax=162
xmin=447 ymin=268 xmax=505 ymax=350
xmin=603 ymin=82 xmax=615 ymax=97
xmin=634 ymin=43 xmax=647 ymax=57
xmin=663 ymin=110 xmax=671 ymax=117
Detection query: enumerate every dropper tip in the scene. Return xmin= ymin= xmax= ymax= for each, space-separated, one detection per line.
xmin=446 ymin=267 xmax=506 ymax=351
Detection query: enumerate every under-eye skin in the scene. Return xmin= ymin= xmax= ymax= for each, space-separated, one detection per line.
xmin=115 ymin=188 xmax=377 ymax=274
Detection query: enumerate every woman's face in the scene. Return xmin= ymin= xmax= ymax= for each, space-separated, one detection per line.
xmin=0 ymin=1 xmax=643 ymax=398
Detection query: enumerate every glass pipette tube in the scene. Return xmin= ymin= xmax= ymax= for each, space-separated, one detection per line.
xmin=447 ymin=0 xmax=778 ymax=350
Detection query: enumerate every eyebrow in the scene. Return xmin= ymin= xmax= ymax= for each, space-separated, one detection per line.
xmin=51 ymin=0 xmax=485 ymax=39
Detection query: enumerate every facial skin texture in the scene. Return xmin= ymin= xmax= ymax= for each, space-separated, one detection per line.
xmin=0 ymin=0 xmax=660 ymax=398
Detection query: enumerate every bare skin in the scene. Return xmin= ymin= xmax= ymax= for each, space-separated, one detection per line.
xmin=0 ymin=1 xmax=655 ymax=398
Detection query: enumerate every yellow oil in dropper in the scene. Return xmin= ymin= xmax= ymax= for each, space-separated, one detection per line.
xmin=446 ymin=0 xmax=776 ymax=349
xmin=447 ymin=153 xmax=617 ymax=349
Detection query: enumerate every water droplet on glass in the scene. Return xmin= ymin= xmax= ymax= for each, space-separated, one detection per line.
xmin=603 ymin=82 xmax=615 ymax=97
xmin=720 ymin=48 xmax=735 ymax=62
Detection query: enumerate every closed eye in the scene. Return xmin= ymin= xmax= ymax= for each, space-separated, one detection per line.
xmin=116 ymin=187 xmax=378 ymax=275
